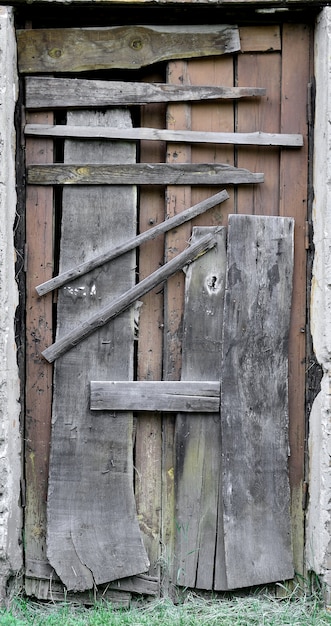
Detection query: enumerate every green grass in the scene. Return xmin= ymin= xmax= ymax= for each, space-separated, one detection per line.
xmin=1 ymin=592 xmax=331 ymax=626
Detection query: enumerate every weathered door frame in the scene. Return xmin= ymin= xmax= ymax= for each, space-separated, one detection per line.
xmin=1 ymin=1 xmax=330 ymax=601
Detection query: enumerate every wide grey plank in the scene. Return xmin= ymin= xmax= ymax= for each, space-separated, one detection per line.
xmin=216 ymin=214 xmax=294 ymax=590
xmin=27 ymin=163 xmax=264 ymax=186
xmin=90 ymin=381 xmax=220 ymax=412
xmin=46 ymin=108 xmax=149 ymax=592
xmin=174 ymin=227 xmax=227 ymax=590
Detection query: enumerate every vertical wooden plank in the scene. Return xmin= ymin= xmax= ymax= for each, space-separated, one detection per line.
xmin=237 ymin=48 xmax=281 ymax=216
xmin=163 ymin=61 xmax=192 ymax=592
xmin=136 ymin=73 xmax=165 ymax=576
xmin=174 ymin=227 xmax=226 ymax=590
xmin=25 ymin=111 xmax=54 ymax=582
xmin=280 ymin=23 xmax=310 ymax=576
xmin=164 ymin=56 xmax=234 ymax=592
xmin=220 ymin=214 xmax=294 ymax=590
xmin=47 ymin=109 xmax=149 ymax=591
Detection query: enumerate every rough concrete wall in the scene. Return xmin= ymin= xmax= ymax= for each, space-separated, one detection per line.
xmin=0 ymin=5 xmax=23 ymax=599
xmin=307 ymin=6 xmax=331 ymax=602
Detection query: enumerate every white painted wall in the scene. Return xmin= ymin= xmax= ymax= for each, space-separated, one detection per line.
xmin=307 ymin=6 xmax=331 ymax=601
xmin=0 ymin=5 xmax=23 ymax=599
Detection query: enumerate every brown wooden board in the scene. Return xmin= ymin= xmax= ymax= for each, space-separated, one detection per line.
xmin=25 ymin=78 xmax=265 ymax=109
xmin=174 ymin=227 xmax=226 ymax=590
xmin=135 ymin=80 xmax=165 ymax=577
xmin=219 ymin=214 xmax=294 ymax=590
xmin=280 ymin=23 xmax=311 ymax=577
xmin=27 ymin=163 xmax=264 ymax=186
xmin=46 ymin=109 xmax=149 ymax=591
xmin=25 ymin=111 xmax=54 ymax=584
xmin=90 ymin=381 xmax=220 ymax=412
xmin=18 ymin=25 xmax=240 ymax=73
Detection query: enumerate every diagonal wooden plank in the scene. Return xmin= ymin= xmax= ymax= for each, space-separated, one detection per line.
xmin=25 ymin=78 xmax=265 ymax=109
xmin=36 ymin=190 xmax=229 ymax=296
xmin=46 ymin=108 xmax=149 ymax=592
xmin=18 ymin=25 xmax=240 ymax=73
xmin=27 ymin=163 xmax=264 ymax=186
xmin=217 ymin=214 xmax=294 ymax=590
xmin=90 ymin=381 xmax=220 ymax=412
xmin=25 ymin=125 xmax=302 ymax=147
xmin=42 ymin=231 xmax=219 ymax=363
xmin=174 ymin=227 xmax=226 ymax=590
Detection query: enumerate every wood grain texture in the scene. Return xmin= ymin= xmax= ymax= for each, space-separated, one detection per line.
xmin=36 ymin=190 xmax=229 ymax=296
xmin=28 ymin=163 xmax=264 ymax=186
xmin=239 ymin=26 xmax=281 ymax=52
xmin=25 ymin=111 xmax=54 ymax=583
xmin=236 ymin=51 xmax=282 ymax=216
xmin=174 ymin=227 xmax=226 ymax=590
xmin=25 ymin=78 xmax=266 ymax=109
xmin=42 ymin=231 xmax=218 ymax=363
xmin=219 ymin=214 xmax=294 ymax=590
xmin=46 ymin=109 xmax=149 ymax=591
xmin=135 ymin=85 xmax=165 ymax=578
xmin=280 ymin=23 xmax=311 ymax=577
xmin=91 ymin=381 xmax=220 ymax=412
xmin=18 ymin=25 xmax=240 ymax=73
xmin=25 ymin=125 xmax=301 ymax=146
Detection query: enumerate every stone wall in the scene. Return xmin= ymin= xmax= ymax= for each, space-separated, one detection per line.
xmin=0 ymin=5 xmax=23 ymax=600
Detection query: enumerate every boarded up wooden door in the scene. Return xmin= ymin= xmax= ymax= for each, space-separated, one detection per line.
xmin=21 ymin=21 xmax=312 ymax=599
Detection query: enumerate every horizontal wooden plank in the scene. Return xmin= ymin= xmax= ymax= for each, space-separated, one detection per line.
xmin=4 ymin=0 xmax=327 ymax=5
xmin=25 ymin=125 xmax=302 ymax=147
xmin=91 ymin=381 xmax=220 ymax=412
xmin=25 ymin=78 xmax=266 ymax=109
xmin=18 ymin=25 xmax=240 ymax=74
xmin=108 ymin=574 xmax=159 ymax=596
xmin=42 ymin=230 xmax=218 ymax=363
xmin=28 ymin=164 xmax=264 ymax=186
xmin=36 ymin=190 xmax=229 ymax=296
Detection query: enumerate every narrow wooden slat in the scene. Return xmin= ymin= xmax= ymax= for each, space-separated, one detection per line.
xmin=174 ymin=227 xmax=226 ymax=590
xmin=25 ymin=78 xmax=265 ymax=109
xmin=90 ymin=381 xmax=220 ymax=412
xmin=36 ymin=190 xmax=229 ymax=296
xmin=42 ymin=231 xmax=219 ymax=363
xmin=108 ymin=574 xmax=159 ymax=596
xmin=46 ymin=109 xmax=149 ymax=592
xmin=219 ymin=214 xmax=294 ymax=590
xmin=28 ymin=163 xmax=264 ymax=186
xmin=135 ymin=81 xmax=164 ymax=577
xmin=25 ymin=125 xmax=302 ymax=147
xmin=18 ymin=25 xmax=240 ymax=73
xmin=280 ymin=23 xmax=311 ymax=577
xmin=25 ymin=111 xmax=54 ymax=582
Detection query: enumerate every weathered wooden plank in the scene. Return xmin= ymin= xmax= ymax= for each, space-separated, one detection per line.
xmin=42 ymin=231 xmax=219 ymax=364
xmin=28 ymin=164 xmax=264 ymax=186
xmin=46 ymin=109 xmax=149 ymax=592
xmin=18 ymin=25 xmax=240 ymax=74
xmin=219 ymin=214 xmax=294 ymax=590
xmin=36 ymin=190 xmax=229 ymax=296
xmin=90 ymin=381 xmax=220 ymax=412
xmin=25 ymin=111 xmax=54 ymax=584
xmin=108 ymin=574 xmax=159 ymax=596
xmin=25 ymin=125 xmax=302 ymax=147
xmin=25 ymin=78 xmax=265 ymax=109
xmin=280 ymin=23 xmax=311 ymax=577
xmin=174 ymin=227 xmax=226 ymax=590
xmin=25 ymin=577 xmax=131 ymax=606
xmin=135 ymin=83 xmax=164 ymax=578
